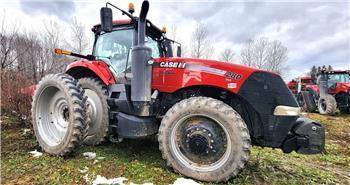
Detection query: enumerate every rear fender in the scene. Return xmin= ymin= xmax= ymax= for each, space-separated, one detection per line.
xmin=65 ymin=60 xmax=116 ymax=85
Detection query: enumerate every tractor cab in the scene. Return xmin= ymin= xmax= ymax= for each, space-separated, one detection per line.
xmin=92 ymin=11 xmax=181 ymax=82
xmin=323 ymin=70 xmax=350 ymax=94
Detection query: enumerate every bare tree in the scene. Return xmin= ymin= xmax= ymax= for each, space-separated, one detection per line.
xmin=41 ymin=20 xmax=70 ymax=75
xmin=219 ymin=48 xmax=235 ymax=62
xmin=240 ymin=37 xmax=288 ymax=74
xmin=190 ymin=22 xmax=213 ymax=59
xmin=67 ymin=17 xmax=91 ymax=53
xmin=0 ymin=12 xmax=25 ymax=70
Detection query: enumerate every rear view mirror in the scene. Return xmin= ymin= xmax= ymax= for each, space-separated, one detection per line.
xmin=100 ymin=7 xmax=113 ymax=32
xmin=177 ymin=46 xmax=181 ymax=57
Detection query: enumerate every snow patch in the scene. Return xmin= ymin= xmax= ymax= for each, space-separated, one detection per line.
xmin=173 ymin=178 xmax=200 ymax=185
xmin=29 ymin=149 xmax=43 ymax=157
xmin=83 ymin=152 xmax=96 ymax=160
xmin=22 ymin=128 xmax=31 ymax=136
xmin=92 ymin=175 xmax=127 ymax=185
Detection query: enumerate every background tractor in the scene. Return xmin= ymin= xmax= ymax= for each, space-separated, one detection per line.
xmin=295 ymin=70 xmax=350 ymax=115
xmin=287 ymin=76 xmax=318 ymax=112
xmin=30 ymin=1 xmax=325 ymax=182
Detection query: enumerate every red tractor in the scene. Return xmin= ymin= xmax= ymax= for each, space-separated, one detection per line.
xmin=30 ymin=1 xmax=325 ymax=182
xmin=287 ymin=76 xmax=317 ymax=96
xmin=287 ymin=76 xmax=318 ymax=112
xmin=300 ymin=70 xmax=350 ymax=115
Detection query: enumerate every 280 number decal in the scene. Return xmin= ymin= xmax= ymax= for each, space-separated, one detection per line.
xmin=225 ymin=71 xmax=243 ymax=80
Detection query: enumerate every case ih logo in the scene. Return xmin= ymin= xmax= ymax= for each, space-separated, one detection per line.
xmin=225 ymin=71 xmax=243 ymax=80
xmin=159 ymin=62 xmax=186 ymax=68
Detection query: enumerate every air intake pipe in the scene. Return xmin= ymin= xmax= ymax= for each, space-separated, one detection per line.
xmin=130 ymin=0 xmax=152 ymax=116
xmin=317 ymin=72 xmax=328 ymax=96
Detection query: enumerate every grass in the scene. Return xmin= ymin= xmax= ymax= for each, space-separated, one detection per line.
xmin=1 ymin=113 xmax=350 ymax=185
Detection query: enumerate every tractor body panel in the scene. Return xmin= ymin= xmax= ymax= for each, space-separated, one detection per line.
xmin=66 ymin=60 xmax=116 ymax=85
xmin=152 ymin=57 xmax=257 ymax=94
xmin=334 ymin=82 xmax=350 ymax=94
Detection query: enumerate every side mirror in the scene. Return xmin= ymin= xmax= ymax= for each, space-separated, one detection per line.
xmin=177 ymin=46 xmax=181 ymax=57
xmin=100 ymin=7 xmax=113 ymax=32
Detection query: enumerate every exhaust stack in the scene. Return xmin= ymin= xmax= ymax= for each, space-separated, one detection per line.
xmin=130 ymin=0 xmax=152 ymax=116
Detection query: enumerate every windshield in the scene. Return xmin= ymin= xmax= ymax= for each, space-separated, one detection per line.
xmin=328 ymin=73 xmax=350 ymax=87
xmin=301 ymin=79 xmax=314 ymax=85
xmin=94 ymin=29 xmax=161 ymax=78
xmin=94 ymin=29 xmax=133 ymax=76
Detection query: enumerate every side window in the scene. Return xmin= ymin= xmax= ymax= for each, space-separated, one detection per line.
xmin=94 ymin=29 xmax=133 ymax=78
xmin=146 ymin=36 xmax=160 ymax=58
xmin=327 ymin=75 xmax=338 ymax=88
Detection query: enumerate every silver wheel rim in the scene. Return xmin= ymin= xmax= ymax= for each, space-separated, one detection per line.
xmin=36 ymin=86 xmax=69 ymax=147
xmin=170 ymin=114 xmax=232 ymax=172
xmin=85 ymin=89 xmax=103 ymax=136
xmin=320 ymin=99 xmax=327 ymax=111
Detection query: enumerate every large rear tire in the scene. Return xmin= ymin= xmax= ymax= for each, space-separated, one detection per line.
xmin=318 ymin=95 xmax=337 ymax=115
xmin=158 ymin=97 xmax=251 ymax=182
xmin=78 ymin=78 xmax=109 ymax=145
xmin=31 ymin=74 xmax=87 ymax=156
xmin=300 ymin=91 xmax=317 ymax=112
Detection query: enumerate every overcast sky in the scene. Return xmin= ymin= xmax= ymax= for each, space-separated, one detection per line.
xmin=1 ymin=0 xmax=349 ymax=81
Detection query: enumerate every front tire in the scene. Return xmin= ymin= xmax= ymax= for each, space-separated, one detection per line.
xmin=78 ymin=78 xmax=109 ymax=146
xmin=158 ymin=97 xmax=251 ymax=182
xmin=31 ymin=74 xmax=87 ymax=156
xmin=318 ymin=95 xmax=337 ymax=115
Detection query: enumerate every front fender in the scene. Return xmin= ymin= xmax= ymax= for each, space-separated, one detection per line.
xmin=66 ymin=60 xmax=116 ymax=85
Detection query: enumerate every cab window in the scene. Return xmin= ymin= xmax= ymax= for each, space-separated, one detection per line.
xmin=94 ymin=29 xmax=133 ymax=77
xmin=146 ymin=36 xmax=161 ymax=58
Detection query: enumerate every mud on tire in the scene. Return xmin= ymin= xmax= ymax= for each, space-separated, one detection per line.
xmin=158 ymin=97 xmax=251 ymax=182
xmin=78 ymin=78 xmax=109 ymax=146
xmin=31 ymin=73 xmax=87 ymax=156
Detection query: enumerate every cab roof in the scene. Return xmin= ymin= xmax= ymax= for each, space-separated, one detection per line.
xmin=92 ymin=19 xmax=165 ymax=41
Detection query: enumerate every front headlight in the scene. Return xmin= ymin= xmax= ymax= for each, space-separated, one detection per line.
xmin=274 ymin=105 xmax=301 ymax=116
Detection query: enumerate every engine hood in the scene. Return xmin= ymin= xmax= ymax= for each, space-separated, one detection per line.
xmin=153 ymin=57 xmax=279 ymax=78
xmin=338 ymin=82 xmax=350 ymax=87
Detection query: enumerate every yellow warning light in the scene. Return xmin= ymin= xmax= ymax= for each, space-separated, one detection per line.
xmin=128 ymin=3 xmax=135 ymax=14
xmin=54 ymin=48 xmax=71 ymax=55
xmin=161 ymin=26 xmax=167 ymax=33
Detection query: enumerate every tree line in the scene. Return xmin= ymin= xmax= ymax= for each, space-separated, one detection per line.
xmin=178 ymin=22 xmax=288 ymax=75
xmin=1 ymin=15 xmax=91 ymax=118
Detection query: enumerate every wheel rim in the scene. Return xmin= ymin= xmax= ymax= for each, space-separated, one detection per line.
xmin=36 ymin=86 xmax=69 ymax=147
xmin=85 ymin=89 xmax=103 ymax=136
xmin=320 ymin=99 xmax=327 ymax=111
xmin=170 ymin=114 xmax=231 ymax=172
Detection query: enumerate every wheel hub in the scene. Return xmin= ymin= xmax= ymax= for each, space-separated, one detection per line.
xmin=187 ymin=133 xmax=209 ymax=155
xmin=172 ymin=115 xmax=229 ymax=170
